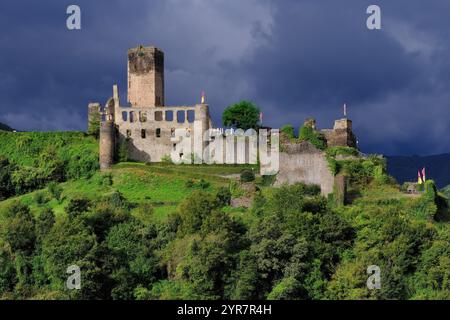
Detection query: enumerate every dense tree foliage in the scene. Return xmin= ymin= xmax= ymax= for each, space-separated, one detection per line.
xmin=222 ymin=100 xmax=261 ymax=130
xmin=0 ymin=132 xmax=448 ymax=299
xmin=0 ymin=132 xmax=98 ymax=200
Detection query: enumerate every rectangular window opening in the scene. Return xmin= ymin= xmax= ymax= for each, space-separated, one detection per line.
xmin=165 ymin=110 xmax=173 ymax=121
xmin=177 ymin=110 xmax=185 ymax=123
xmin=187 ymin=110 xmax=195 ymax=123
xmin=155 ymin=111 xmax=163 ymax=121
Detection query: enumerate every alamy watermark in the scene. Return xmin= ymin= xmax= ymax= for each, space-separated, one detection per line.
xmin=169 ymin=126 xmax=280 ymax=175
xmin=66 ymin=264 xmax=81 ymax=290
xmin=66 ymin=5 xmax=81 ymax=30
xmin=367 ymin=265 xmax=381 ymax=290
xmin=367 ymin=5 xmax=381 ymax=30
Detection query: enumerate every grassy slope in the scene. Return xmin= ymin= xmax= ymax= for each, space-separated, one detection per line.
xmin=0 ymin=162 xmax=256 ymax=221
xmin=0 ymin=131 xmax=98 ymax=167
xmin=0 ymin=130 xmax=446 ymax=229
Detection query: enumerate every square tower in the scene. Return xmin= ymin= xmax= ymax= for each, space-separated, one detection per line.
xmin=127 ymin=45 xmax=164 ymax=107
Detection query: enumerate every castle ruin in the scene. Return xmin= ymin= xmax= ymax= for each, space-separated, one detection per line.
xmin=88 ymin=45 xmax=212 ymax=169
xmin=88 ymin=45 xmax=358 ymax=198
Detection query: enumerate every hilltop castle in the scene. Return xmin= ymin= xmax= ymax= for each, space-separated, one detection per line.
xmin=88 ymin=45 xmax=357 ymax=197
xmin=88 ymin=45 xmax=212 ymax=170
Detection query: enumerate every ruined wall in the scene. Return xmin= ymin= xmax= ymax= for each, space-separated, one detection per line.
xmin=115 ymin=104 xmax=210 ymax=162
xmin=275 ymin=141 xmax=335 ymax=195
xmin=127 ymin=46 xmax=164 ymax=107
xmin=322 ymin=118 xmax=357 ymax=148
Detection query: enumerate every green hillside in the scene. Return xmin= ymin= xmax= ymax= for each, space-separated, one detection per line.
xmin=0 ymin=131 xmax=448 ymax=300
xmin=0 ymin=131 xmax=97 ymax=168
xmin=0 ymin=131 xmax=98 ymax=199
xmin=0 ymin=162 xmax=254 ymax=221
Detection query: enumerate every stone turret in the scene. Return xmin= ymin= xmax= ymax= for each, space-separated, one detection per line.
xmin=99 ymin=100 xmax=116 ymax=170
xmin=99 ymin=120 xmax=115 ymax=170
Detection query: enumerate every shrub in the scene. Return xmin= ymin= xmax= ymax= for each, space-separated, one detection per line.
xmin=134 ymin=202 xmax=155 ymax=225
xmin=66 ymin=197 xmax=91 ymax=220
xmin=215 ymin=187 xmax=231 ymax=207
xmin=261 ymin=174 xmax=276 ymax=186
xmin=280 ymin=125 xmax=295 ymax=139
xmin=96 ymin=173 xmax=113 ymax=186
xmin=36 ymin=208 xmax=56 ymax=239
xmin=298 ymin=125 xmax=326 ymax=150
xmin=178 ymin=191 xmax=216 ymax=233
xmin=87 ymin=111 xmax=101 ymax=138
xmin=185 ymin=179 xmax=195 ymax=188
xmin=1 ymin=202 xmax=36 ymax=254
xmin=47 ymin=181 xmax=63 ymax=201
xmin=240 ymin=169 xmax=255 ymax=182
xmin=197 ymin=179 xmax=211 ymax=190
xmin=34 ymin=191 xmax=50 ymax=206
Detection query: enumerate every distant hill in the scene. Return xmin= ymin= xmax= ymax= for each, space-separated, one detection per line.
xmin=0 ymin=122 xmax=13 ymax=131
xmin=387 ymin=154 xmax=450 ymax=189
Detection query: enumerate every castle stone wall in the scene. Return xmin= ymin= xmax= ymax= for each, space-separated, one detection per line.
xmin=275 ymin=141 xmax=335 ymax=195
xmin=116 ymin=104 xmax=210 ymax=162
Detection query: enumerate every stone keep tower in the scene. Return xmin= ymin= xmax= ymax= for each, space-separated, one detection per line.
xmin=127 ymin=46 xmax=164 ymax=107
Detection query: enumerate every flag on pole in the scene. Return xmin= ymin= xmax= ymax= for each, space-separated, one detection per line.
xmin=422 ymin=167 xmax=426 ymax=182
xmin=418 ymin=170 xmax=423 ymax=184
xmin=201 ymin=90 xmax=205 ymax=104
xmin=259 ymin=112 xmax=263 ymax=124
xmin=343 ymin=103 xmax=347 ymax=117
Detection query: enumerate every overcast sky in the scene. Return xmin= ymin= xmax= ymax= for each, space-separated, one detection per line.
xmin=0 ymin=0 xmax=449 ymax=155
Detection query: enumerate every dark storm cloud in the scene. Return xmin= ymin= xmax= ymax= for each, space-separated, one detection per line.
xmin=0 ymin=0 xmax=449 ymax=155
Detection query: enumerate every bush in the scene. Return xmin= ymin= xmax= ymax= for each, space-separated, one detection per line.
xmin=215 ymin=187 xmax=231 ymax=207
xmin=47 ymin=181 xmax=63 ymax=201
xmin=87 ymin=112 xmax=100 ymax=138
xmin=1 ymin=202 xmax=36 ymax=254
xmin=34 ymin=191 xmax=50 ymax=206
xmin=185 ymin=179 xmax=195 ymax=188
xmin=197 ymin=179 xmax=210 ymax=190
xmin=178 ymin=191 xmax=216 ymax=233
xmin=36 ymin=208 xmax=56 ymax=239
xmin=280 ymin=125 xmax=295 ymax=139
xmin=96 ymin=173 xmax=113 ymax=187
xmin=240 ymin=169 xmax=255 ymax=182
xmin=261 ymin=174 xmax=276 ymax=186
xmin=298 ymin=125 xmax=326 ymax=150
xmin=66 ymin=198 xmax=91 ymax=220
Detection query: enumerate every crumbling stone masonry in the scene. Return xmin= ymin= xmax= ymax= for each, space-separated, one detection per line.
xmin=88 ymin=45 xmax=212 ymax=167
xmin=88 ymin=45 xmax=358 ymax=199
xmin=275 ymin=118 xmax=358 ymax=197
